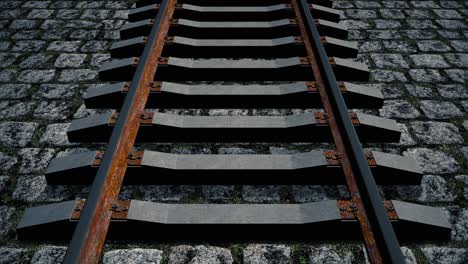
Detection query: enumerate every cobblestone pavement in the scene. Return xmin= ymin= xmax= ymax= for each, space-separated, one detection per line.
xmin=0 ymin=0 xmax=466 ymax=263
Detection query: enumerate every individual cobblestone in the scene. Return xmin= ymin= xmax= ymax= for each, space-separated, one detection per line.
xmin=0 ymin=122 xmax=38 ymax=147
xmin=0 ymin=206 xmax=14 ymax=238
xmin=31 ymin=246 xmax=67 ymax=264
xmin=103 ymin=248 xmax=163 ymax=264
xmin=39 ymin=123 xmax=72 ymax=146
xmin=0 ymin=247 xmax=28 ymax=264
xmin=169 ymin=245 xmax=233 ymax=264
xmin=309 ymin=245 xmax=361 ymax=264
xmin=12 ymin=174 xmax=71 ymax=202
xmin=243 ymin=244 xmax=291 ymax=264
xmin=33 ymin=100 xmax=73 ymax=120
xmin=421 ymin=247 xmax=468 ymax=264
xmin=419 ymin=100 xmax=463 ymax=119
xmin=33 ymin=84 xmax=76 ymax=99
xmin=17 ymin=69 xmax=55 ymax=83
xmin=403 ymin=148 xmax=459 ymax=174
xmin=18 ymin=148 xmax=55 ymax=174
xmin=379 ymin=100 xmax=420 ymax=119
xmin=411 ymin=121 xmax=463 ymax=144
xmin=54 ymin=53 xmax=87 ymax=68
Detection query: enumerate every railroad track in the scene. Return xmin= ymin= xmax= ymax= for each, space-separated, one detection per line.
xmin=17 ymin=0 xmax=451 ymax=263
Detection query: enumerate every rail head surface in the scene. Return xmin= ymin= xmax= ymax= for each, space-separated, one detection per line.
xmin=63 ymin=0 xmax=176 ymax=263
xmin=295 ymin=0 xmax=405 ymax=263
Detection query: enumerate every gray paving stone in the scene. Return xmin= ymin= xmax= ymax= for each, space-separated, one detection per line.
xmin=291 ymin=185 xmax=342 ymax=202
xmin=437 ymin=30 xmax=461 ymax=39
xmin=420 ymin=100 xmax=463 ymax=119
xmin=12 ymin=30 xmax=41 ymax=40
xmin=436 ymin=20 xmax=467 ymax=30
xmin=434 ymin=9 xmax=463 ymax=19
xmin=410 ymin=54 xmax=450 ymax=68
xmin=450 ymin=207 xmax=468 ymax=241
xmin=50 ymin=1 xmax=74 ymax=8
xmin=80 ymin=40 xmax=108 ymax=52
xmin=444 ymin=53 xmax=468 ymax=67
xmin=13 ymin=175 xmax=71 ymax=202
xmin=40 ymin=19 xmax=65 ymax=30
xmin=380 ymin=9 xmax=406 ymax=19
xmin=27 ymin=9 xmax=54 ymax=19
xmin=407 ymin=19 xmax=437 ymax=29
xmin=372 ymin=70 xmax=407 ymax=82
xmin=405 ymin=84 xmax=434 ymax=98
xmin=19 ymin=54 xmax=52 ymax=68
xmin=412 ymin=121 xmax=463 ymax=144
xmin=169 ymin=245 xmax=233 ymax=264
xmin=382 ymin=41 xmax=417 ymax=53
xmin=0 ymin=247 xmax=27 ymax=264
xmin=103 ymin=249 xmax=163 ymax=264
xmin=0 ymin=151 xmax=17 ymax=171
xmin=54 ymin=53 xmax=87 ymax=68
xmin=69 ymin=29 xmax=99 ymax=40
xmin=56 ymin=9 xmax=82 ymax=20
xmin=17 ymin=69 xmax=55 ymax=83
xmin=23 ymin=1 xmax=51 ymax=9
xmin=396 ymin=123 xmax=417 ymax=146
xmin=33 ymin=84 xmax=76 ymax=99
xmin=39 ymin=123 xmax=72 ymax=146
xmin=242 ymin=185 xmax=281 ymax=202
xmin=0 ymin=206 xmax=14 ymax=238
xmin=0 ymin=69 xmax=18 ymax=83
xmin=405 ymin=29 xmax=437 ymax=39
xmin=33 ymin=101 xmax=72 ymax=120
xmin=76 ymin=1 xmax=104 ymax=9
xmin=401 ymin=247 xmax=417 ymax=264
xmin=9 ymin=19 xmax=38 ymax=30
xmin=437 ymin=84 xmax=468 ymax=99
xmin=0 ymin=1 xmax=22 ymax=9
xmin=382 ymin=1 xmax=410 ymax=8
xmin=18 ymin=148 xmax=55 ymax=174
xmin=47 ymin=41 xmax=81 ymax=52
xmin=418 ymin=175 xmax=456 ymax=202
xmin=309 ymin=245 xmax=360 ymax=264
xmin=40 ymin=28 xmax=71 ymax=40
xmin=346 ymin=10 xmax=378 ymax=19
xmin=371 ymin=54 xmax=409 ymax=68
xmin=0 ymin=176 xmax=9 ymax=192
xmin=359 ymin=41 xmax=382 ymax=52
xmin=0 ymin=122 xmax=38 ymax=147
xmin=421 ymin=247 xmax=468 ymax=264
xmin=140 ymin=185 xmax=197 ymax=202
xmin=31 ymin=246 xmax=67 ymax=264
xmin=405 ymin=9 xmax=433 ymax=18
xmin=11 ymin=40 xmax=45 ymax=52
xmin=243 ymin=244 xmax=291 ymax=264
xmin=59 ymin=69 xmax=97 ymax=82
xmin=379 ymin=100 xmax=420 ymax=119
xmin=0 ymin=101 xmax=35 ymax=118
xmin=367 ymin=30 xmax=402 ymax=39
xmin=440 ymin=1 xmax=464 ymax=8
xmin=218 ymin=147 xmax=256 ymax=154
xmin=409 ymin=69 xmax=446 ymax=82
xmin=202 ymin=185 xmax=235 ymax=201
xmin=445 ymin=69 xmax=466 ymax=83
xmin=0 ymin=53 xmax=20 ymax=67
xmin=403 ymin=148 xmax=459 ymax=174
xmin=90 ymin=54 xmax=111 ymax=67
xmin=0 ymin=41 xmax=10 ymax=51
xmin=450 ymin=40 xmax=468 ymax=52
xmin=410 ymin=1 xmax=440 ymax=8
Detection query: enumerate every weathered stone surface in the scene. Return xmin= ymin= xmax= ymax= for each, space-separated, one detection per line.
xmin=0 ymin=176 xmax=9 ymax=193
xmin=401 ymin=247 xmax=417 ymax=264
xmin=409 ymin=69 xmax=446 ymax=82
xmin=19 ymin=54 xmax=51 ymax=68
xmin=309 ymin=245 xmax=361 ymax=264
xmin=54 ymin=53 xmax=87 ymax=68
xmin=291 ymin=185 xmax=341 ymax=203
xmin=17 ymin=69 xmax=55 ymax=83
xmin=47 ymin=40 xmax=81 ymax=52
xmin=169 ymin=245 xmax=233 ymax=264
xmin=242 ymin=186 xmax=281 ymax=202
xmin=0 ymin=84 xmax=30 ymax=99
xmin=103 ymin=249 xmax=163 ymax=264
xmin=403 ymin=148 xmax=459 ymax=174
xmin=379 ymin=100 xmax=420 ymax=119
xmin=0 ymin=122 xmax=38 ymax=147
xmin=202 ymin=185 xmax=235 ymax=201
xmin=12 ymin=175 xmax=71 ymax=202
xmin=371 ymin=54 xmax=409 ymax=68
xmin=419 ymin=100 xmax=463 ymax=119
xmin=140 ymin=185 xmax=196 ymax=202
xmin=0 ymin=152 xmax=17 ymax=171
xmin=0 ymin=206 xmax=14 ymax=238
xmin=405 ymin=84 xmax=434 ymax=98
xmin=437 ymin=84 xmax=468 ymax=99
xmin=31 ymin=246 xmax=67 ymax=264
xmin=397 ymin=175 xmax=455 ymax=202
xmin=0 ymin=247 xmax=27 ymax=264
xmin=410 ymin=54 xmax=450 ymax=68
xmin=39 ymin=123 xmax=72 ymax=146
xmin=243 ymin=244 xmax=291 ymax=264
xmin=449 ymin=207 xmax=468 ymax=241
xmin=34 ymin=84 xmax=76 ymax=99
xmin=33 ymin=100 xmax=72 ymax=120
xmin=0 ymin=101 xmax=35 ymax=118
xmin=455 ymin=175 xmax=468 ymax=200
xmin=421 ymin=247 xmax=468 ymax=264
xmin=411 ymin=121 xmax=463 ymax=144
xmin=18 ymin=148 xmax=54 ymax=174
xmin=59 ymin=69 xmax=97 ymax=82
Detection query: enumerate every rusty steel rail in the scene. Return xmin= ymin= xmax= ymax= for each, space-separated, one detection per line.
xmin=62 ymin=0 xmax=176 ymax=262
xmin=294 ymin=0 xmax=405 ymax=263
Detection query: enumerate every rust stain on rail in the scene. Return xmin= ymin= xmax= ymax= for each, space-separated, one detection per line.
xmin=74 ymin=1 xmax=177 ymax=263
xmin=290 ymin=0 xmax=383 ymax=263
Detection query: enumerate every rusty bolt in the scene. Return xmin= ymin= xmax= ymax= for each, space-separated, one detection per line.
xmin=349 ymin=203 xmax=357 ymax=210
xmin=112 ymin=204 xmax=118 ymax=210
xmin=122 ymin=207 xmax=128 ymax=212
xmin=340 ymin=206 xmax=347 ymax=211
xmin=74 ymin=207 xmax=81 ymax=212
